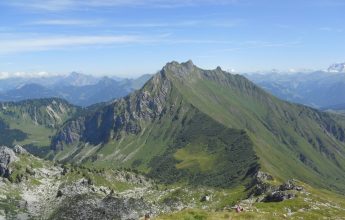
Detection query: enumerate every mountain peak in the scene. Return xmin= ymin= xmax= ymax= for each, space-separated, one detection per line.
xmin=163 ymin=60 xmax=196 ymax=76
xmin=62 ymin=72 xmax=99 ymax=86
xmin=328 ymin=62 xmax=345 ymax=73
xmin=216 ymin=66 xmax=222 ymax=71
xmin=183 ymin=59 xmax=194 ymax=68
xmin=69 ymin=71 xmax=82 ymax=77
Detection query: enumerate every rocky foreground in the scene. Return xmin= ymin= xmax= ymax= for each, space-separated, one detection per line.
xmin=0 ymin=145 xmax=187 ymax=219
xmin=1 ymin=145 xmax=345 ymax=220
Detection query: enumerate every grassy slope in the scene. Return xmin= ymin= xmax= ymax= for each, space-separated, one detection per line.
xmin=165 ymin=65 xmax=345 ymax=192
xmin=148 ymin=109 xmax=258 ymax=187
xmin=156 ymin=182 xmax=345 ymax=220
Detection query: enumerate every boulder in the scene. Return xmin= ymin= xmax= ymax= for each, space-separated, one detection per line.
xmin=263 ymin=191 xmax=295 ymax=202
xmin=200 ymin=195 xmax=210 ymax=202
xmin=56 ymin=190 xmax=63 ymax=198
xmin=26 ymin=166 xmax=36 ymax=176
xmin=251 ymin=182 xmax=277 ymax=196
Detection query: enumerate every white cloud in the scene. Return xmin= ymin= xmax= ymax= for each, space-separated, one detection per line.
xmin=0 ymin=71 xmax=59 ymax=79
xmin=6 ymin=0 xmax=240 ymax=11
xmin=29 ymin=19 xmax=104 ymax=26
xmin=111 ymin=20 xmax=201 ymax=28
xmin=319 ymin=27 xmax=343 ymax=33
xmin=0 ymin=33 xmax=258 ymax=54
xmin=0 ymin=35 xmax=152 ymax=54
xmin=109 ymin=19 xmax=241 ymax=28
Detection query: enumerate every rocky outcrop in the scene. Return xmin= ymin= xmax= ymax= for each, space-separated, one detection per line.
xmin=13 ymin=145 xmax=27 ymax=154
xmin=0 ymin=146 xmax=17 ymax=177
xmin=249 ymin=171 xmax=276 ymax=196
xmin=263 ymin=191 xmax=295 ymax=202
xmin=256 ymin=171 xmax=274 ymax=182
xmin=249 ymin=171 xmax=303 ymax=203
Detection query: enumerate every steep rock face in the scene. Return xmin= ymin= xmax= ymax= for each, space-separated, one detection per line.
xmin=52 ymin=119 xmax=86 ymax=150
xmin=0 ymin=146 xmax=17 ymax=177
xmin=53 ymin=70 xmax=173 ymax=147
xmin=318 ymin=112 xmax=345 ymax=142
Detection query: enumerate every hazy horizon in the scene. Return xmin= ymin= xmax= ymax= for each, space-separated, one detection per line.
xmin=0 ymin=59 xmax=344 ymax=80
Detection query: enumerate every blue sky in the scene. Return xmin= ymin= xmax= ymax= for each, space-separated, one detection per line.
xmin=0 ymin=0 xmax=344 ymax=77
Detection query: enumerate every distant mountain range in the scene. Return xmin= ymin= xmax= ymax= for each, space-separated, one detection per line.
xmin=3 ymin=62 xmax=345 ymax=110
xmin=245 ymin=62 xmax=345 ymax=109
xmin=0 ymin=72 xmax=152 ymax=106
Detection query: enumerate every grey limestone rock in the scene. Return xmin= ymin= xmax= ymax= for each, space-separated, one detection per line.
xmin=0 ymin=146 xmax=17 ymax=177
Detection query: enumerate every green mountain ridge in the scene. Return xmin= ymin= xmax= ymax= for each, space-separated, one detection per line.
xmin=51 ymin=61 xmax=345 ymax=193
xmin=52 ymin=62 xmax=258 ymax=187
